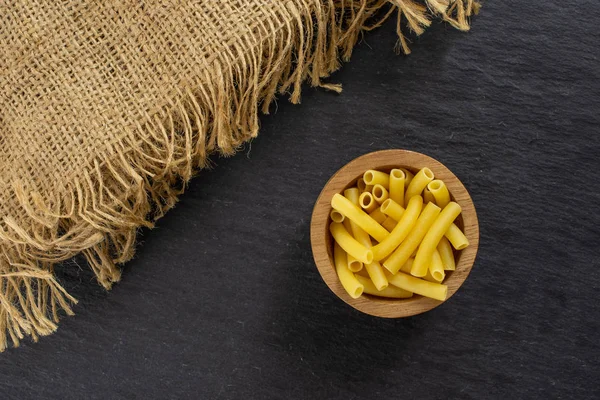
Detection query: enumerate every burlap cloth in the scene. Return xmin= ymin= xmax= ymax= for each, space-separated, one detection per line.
xmin=0 ymin=0 xmax=478 ymax=350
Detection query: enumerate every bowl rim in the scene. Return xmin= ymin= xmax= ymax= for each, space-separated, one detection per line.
xmin=310 ymin=149 xmax=479 ymax=318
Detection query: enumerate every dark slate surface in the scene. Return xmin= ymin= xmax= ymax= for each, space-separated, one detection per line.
xmin=2 ymin=1 xmax=599 ymax=399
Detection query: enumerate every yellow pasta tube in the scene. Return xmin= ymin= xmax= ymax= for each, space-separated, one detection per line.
xmin=369 ymin=208 xmax=387 ymax=224
xmin=330 ymin=222 xmax=374 ymax=264
xmin=343 ymin=219 xmax=363 ymax=272
xmin=387 ymin=272 xmax=448 ymax=301
xmin=428 ymin=180 xmax=450 ymax=208
xmin=356 ymin=178 xmax=367 ymax=193
xmin=383 ymin=202 xmax=441 ymax=274
xmin=365 ymin=262 xmax=389 ymax=290
xmin=400 ymin=168 xmax=414 ymax=188
xmin=411 ymin=202 xmax=462 ymax=277
xmin=344 ymin=200 xmax=389 ymax=290
xmin=423 ymin=187 xmax=435 ymax=204
xmin=330 ymin=210 xmax=345 ymax=223
xmin=331 ymin=194 xmax=389 ymax=242
xmin=398 ymin=258 xmax=435 ymax=281
xmin=359 ymin=192 xmax=378 ymax=213
xmin=429 ymin=249 xmax=445 ymax=282
xmin=424 ymin=181 xmax=465 ymax=248
xmin=357 ymin=177 xmax=373 ymax=193
xmin=341 ymin=188 xmax=364 ymax=272
xmin=445 ymin=223 xmax=470 ymax=250
xmin=437 ymin=236 xmax=456 ymax=271
xmin=349 ymin=221 xmax=388 ymax=290
xmin=372 ymin=184 xmax=389 ymax=204
xmin=346 ymin=255 xmax=363 ymax=272
xmin=371 ymin=195 xmax=423 ymax=261
xmin=344 ymin=187 xmax=360 ymax=204
xmin=424 ymin=270 xmax=442 ymax=283
xmin=347 ymin=260 xmax=362 ymax=273
xmin=333 ymin=243 xmax=364 ymax=299
xmin=400 ymin=258 xmax=414 ymax=273
xmin=380 ymin=198 xmax=405 ymax=221
xmin=405 ymin=167 xmax=434 ymax=202
xmin=363 ymin=170 xmax=390 ymax=189
xmin=356 ymin=275 xmax=412 ymax=298
xmin=381 ymin=217 xmax=397 ymax=232
xmin=389 ymin=169 xmax=405 ymax=207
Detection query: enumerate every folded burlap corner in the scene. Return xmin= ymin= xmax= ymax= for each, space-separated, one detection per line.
xmin=0 ymin=0 xmax=478 ymax=351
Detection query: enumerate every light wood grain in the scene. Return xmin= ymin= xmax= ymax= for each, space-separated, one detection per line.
xmin=310 ymin=149 xmax=479 ymax=318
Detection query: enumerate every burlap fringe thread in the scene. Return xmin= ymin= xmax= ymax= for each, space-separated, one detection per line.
xmin=0 ymin=0 xmax=478 ymax=351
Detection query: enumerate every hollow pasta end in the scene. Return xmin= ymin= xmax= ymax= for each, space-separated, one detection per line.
xmin=391 ymin=169 xmax=405 ymax=179
xmin=365 ymin=250 xmax=374 ymax=264
xmin=456 ymin=243 xmax=469 ymax=250
xmin=429 ymin=180 xmax=442 ymax=191
xmin=360 ymin=192 xmax=373 ymax=208
xmin=348 ymin=260 xmax=362 ymax=272
xmin=373 ymin=186 xmax=383 ymax=197
xmin=380 ymin=199 xmax=391 ymax=212
xmin=330 ymin=210 xmax=344 ymax=223
xmin=423 ymin=168 xmax=434 ymax=179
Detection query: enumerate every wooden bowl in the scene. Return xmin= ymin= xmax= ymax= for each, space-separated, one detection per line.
xmin=310 ymin=149 xmax=479 ymax=317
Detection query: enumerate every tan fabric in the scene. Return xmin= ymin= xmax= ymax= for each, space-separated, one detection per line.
xmin=0 ymin=0 xmax=478 ymax=350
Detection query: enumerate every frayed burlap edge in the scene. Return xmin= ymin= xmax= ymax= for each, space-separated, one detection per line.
xmin=0 ymin=0 xmax=478 ymax=351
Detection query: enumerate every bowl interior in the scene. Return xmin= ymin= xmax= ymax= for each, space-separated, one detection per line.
xmin=311 ymin=149 xmax=479 ymax=318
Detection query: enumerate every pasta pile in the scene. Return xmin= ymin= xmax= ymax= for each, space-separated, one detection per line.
xmin=329 ymin=168 xmax=469 ymax=301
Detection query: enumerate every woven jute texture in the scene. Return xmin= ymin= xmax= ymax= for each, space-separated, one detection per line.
xmin=0 ymin=0 xmax=478 ymax=350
